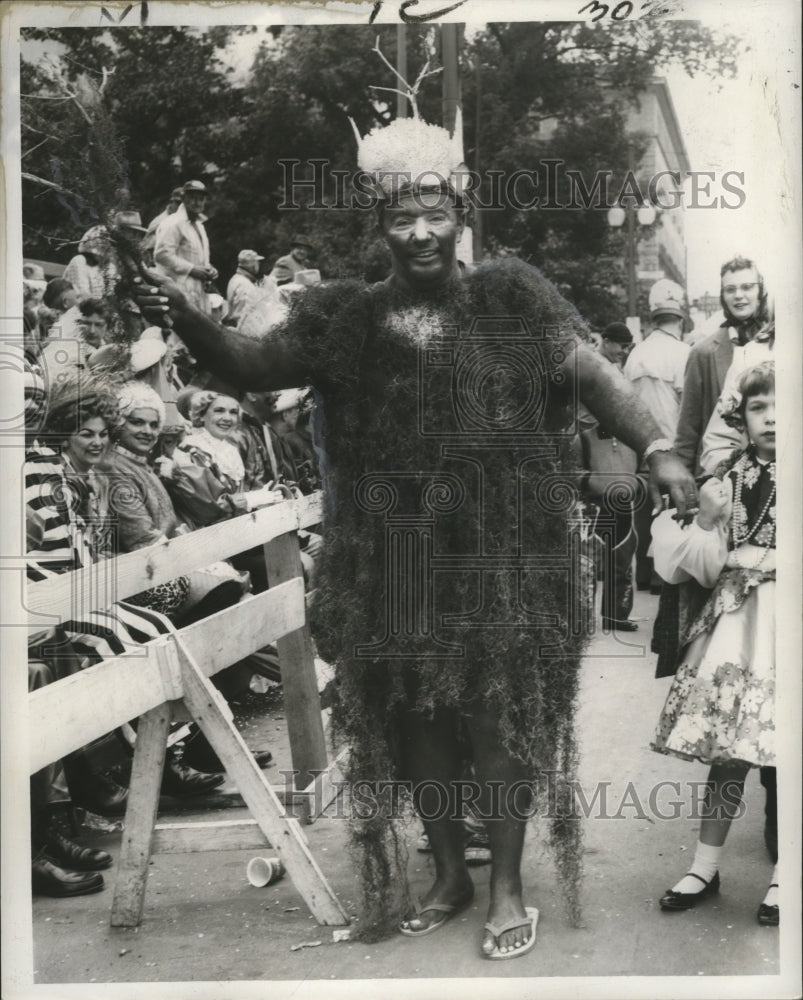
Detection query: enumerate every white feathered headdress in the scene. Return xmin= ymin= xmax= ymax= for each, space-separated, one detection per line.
xmin=349 ymin=37 xmax=467 ymax=199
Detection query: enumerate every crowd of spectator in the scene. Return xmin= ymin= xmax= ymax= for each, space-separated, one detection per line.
xmin=22 ymin=182 xmax=324 ymax=899
xmin=21 ymin=180 xmax=775 ymax=909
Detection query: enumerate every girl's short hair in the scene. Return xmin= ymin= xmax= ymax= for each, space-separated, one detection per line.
xmin=717 ymin=361 xmax=774 ymax=429
xmin=737 ymin=361 xmax=774 ymax=414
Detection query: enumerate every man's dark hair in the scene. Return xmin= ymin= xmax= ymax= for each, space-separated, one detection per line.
xmin=601 ymin=321 xmax=632 ymax=344
xmin=43 ymin=278 xmax=74 ymax=310
xmin=79 ymin=297 xmax=112 ymax=321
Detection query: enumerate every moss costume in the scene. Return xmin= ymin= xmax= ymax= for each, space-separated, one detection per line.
xmin=243 ymin=257 xmax=592 ymax=934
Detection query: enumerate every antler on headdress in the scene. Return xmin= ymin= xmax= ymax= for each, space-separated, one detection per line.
xmin=367 ymin=35 xmax=443 ymax=119
xmin=349 ymin=37 xmax=466 ymax=198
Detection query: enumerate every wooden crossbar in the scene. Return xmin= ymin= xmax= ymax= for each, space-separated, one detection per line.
xmin=27 ymin=493 xmax=347 ymax=930
xmin=26 ymin=493 xmax=323 ymax=625
xmin=28 ymin=579 xmax=304 ymax=773
xmin=152 ymin=819 xmax=275 ymax=854
xmin=110 ymin=632 xmax=347 ymax=928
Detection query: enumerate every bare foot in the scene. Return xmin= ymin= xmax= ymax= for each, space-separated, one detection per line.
xmin=481 ymin=894 xmax=532 ymax=957
xmin=399 ymin=874 xmax=474 ymax=934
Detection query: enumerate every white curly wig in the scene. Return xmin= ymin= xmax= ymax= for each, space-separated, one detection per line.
xmin=116 ymin=381 xmax=166 ymax=426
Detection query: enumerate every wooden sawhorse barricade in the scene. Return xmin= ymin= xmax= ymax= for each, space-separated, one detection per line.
xmin=27 ymin=494 xmax=349 ymax=930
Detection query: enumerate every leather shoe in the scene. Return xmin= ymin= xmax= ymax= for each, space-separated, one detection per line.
xmin=660 ymin=870 xmax=719 ymax=910
xmin=180 ymin=729 xmax=272 ymax=773
xmin=32 ymin=856 xmax=104 ymax=897
xmin=69 ymin=772 xmax=129 ymax=817
xmin=601 ymin=617 xmax=639 ymax=632
xmin=44 ymin=829 xmax=112 ymax=871
xmin=161 ymin=757 xmax=225 ymax=797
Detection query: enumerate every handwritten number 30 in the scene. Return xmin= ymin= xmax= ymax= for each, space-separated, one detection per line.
xmin=370 ymin=1 xmax=470 ymax=24
xmin=578 ymin=0 xmax=635 ymax=20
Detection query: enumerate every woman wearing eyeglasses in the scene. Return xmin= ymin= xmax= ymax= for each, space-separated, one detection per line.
xmin=674 ymin=256 xmax=770 ymax=476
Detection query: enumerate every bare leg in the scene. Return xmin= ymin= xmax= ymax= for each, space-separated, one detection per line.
xmin=463 ymin=699 xmax=534 ymax=956
xmin=398 ymin=704 xmax=474 ymax=932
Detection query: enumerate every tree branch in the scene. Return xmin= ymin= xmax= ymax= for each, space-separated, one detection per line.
xmin=22 ymin=137 xmax=51 ymax=160
xmin=22 ymin=171 xmax=82 ymax=202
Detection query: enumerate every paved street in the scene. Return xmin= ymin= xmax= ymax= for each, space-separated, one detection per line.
xmin=29 ymin=590 xmax=785 ymax=993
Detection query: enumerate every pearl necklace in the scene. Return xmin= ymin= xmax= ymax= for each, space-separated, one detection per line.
xmin=730 ymin=455 xmax=775 ymax=565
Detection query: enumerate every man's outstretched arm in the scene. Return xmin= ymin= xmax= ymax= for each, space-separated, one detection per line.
xmin=564 ymin=343 xmax=698 ymax=517
xmin=134 ymin=270 xmax=308 ymax=391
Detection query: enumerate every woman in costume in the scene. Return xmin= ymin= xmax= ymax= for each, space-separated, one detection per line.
xmin=25 ymin=373 xmax=225 ymax=824
xmin=134 ymin=82 xmax=696 ymax=957
xmin=651 ymin=362 xmax=778 ymax=925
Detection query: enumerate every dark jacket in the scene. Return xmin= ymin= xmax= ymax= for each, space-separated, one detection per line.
xmin=674 ymin=326 xmax=733 ymax=474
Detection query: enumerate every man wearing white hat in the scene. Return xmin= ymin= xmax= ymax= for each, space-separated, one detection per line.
xmin=226 ymin=249 xmax=266 ymax=326
xmin=624 ymin=278 xmax=691 ymax=591
xmin=624 ymin=279 xmax=691 ymax=444
xmin=154 ymin=180 xmax=218 ymax=316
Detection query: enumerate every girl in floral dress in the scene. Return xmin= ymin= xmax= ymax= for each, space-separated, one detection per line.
xmin=650 ymin=361 xmax=778 ymax=925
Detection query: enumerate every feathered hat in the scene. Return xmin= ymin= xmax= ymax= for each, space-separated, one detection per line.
xmin=349 ymin=37 xmax=468 ymax=201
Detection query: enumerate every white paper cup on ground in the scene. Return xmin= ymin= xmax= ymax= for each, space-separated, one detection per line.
xmin=246 ymin=856 xmax=285 ymax=887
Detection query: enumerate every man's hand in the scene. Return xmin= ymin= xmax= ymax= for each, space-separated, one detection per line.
xmin=132 ymin=267 xmax=188 ymax=324
xmin=647 ymin=450 xmax=698 ymax=518
xmin=190 ymin=264 xmax=218 ymax=281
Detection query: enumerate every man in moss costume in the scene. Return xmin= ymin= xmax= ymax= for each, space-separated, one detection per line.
xmin=136 ymin=118 xmax=695 ymax=959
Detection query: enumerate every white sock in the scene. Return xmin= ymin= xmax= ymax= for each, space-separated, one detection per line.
xmin=762 ymin=864 xmax=779 ymax=908
xmin=671 ymin=841 xmax=722 ymax=894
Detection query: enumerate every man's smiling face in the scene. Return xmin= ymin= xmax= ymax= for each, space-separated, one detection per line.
xmin=380 ymin=188 xmax=465 ymax=291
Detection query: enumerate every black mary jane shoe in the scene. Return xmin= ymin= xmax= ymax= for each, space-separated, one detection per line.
xmin=659 ymin=870 xmax=720 ymax=911
xmin=757 ymin=885 xmax=779 ymax=926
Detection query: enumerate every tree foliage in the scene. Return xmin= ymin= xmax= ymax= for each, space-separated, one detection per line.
xmin=20 ymin=17 xmax=743 ymax=325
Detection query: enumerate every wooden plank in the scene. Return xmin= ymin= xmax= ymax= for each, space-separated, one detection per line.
xmin=179 ymin=578 xmax=304 ymax=683
xmin=174 ymin=636 xmax=348 ymax=927
xmin=152 ymin=819 xmax=272 ymax=854
xmin=264 ymin=532 xmax=327 ymax=789
xmin=27 ymin=494 xmax=322 ymax=623
xmin=295 ymin=491 xmax=324 ymax=530
xmin=302 ymin=747 xmax=350 ymax=825
xmin=110 ymin=704 xmax=170 ymax=927
xmin=28 ymin=580 xmax=304 ymax=774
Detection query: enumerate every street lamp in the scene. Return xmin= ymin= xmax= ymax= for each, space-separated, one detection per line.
xmin=607 ymin=201 xmax=658 ymax=331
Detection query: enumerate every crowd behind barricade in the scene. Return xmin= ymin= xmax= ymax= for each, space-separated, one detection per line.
xmin=22 ymin=181 xmax=324 ymax=900
xmin=21 ymin=179 xmax=778 ymax=932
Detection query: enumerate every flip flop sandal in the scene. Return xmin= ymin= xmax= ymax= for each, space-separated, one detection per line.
xmin=399 ymin=898 xmax=469 ymax=937
xmin=482 ymin=906 xmax=539 ymax=960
